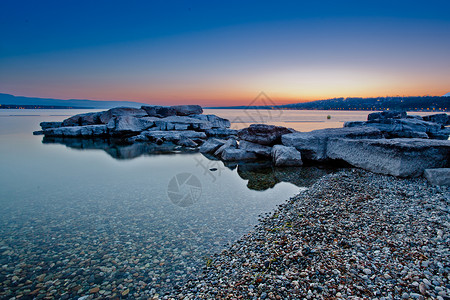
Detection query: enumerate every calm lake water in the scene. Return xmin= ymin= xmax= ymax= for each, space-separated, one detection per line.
xmin=0 ymin=108 xmax=438 ymax=298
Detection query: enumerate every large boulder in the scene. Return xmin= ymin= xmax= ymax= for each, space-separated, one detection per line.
xmin=40 ymin=122 xmax=62 ymax=130
xmin=171 ymin=105 xmax=203 ymax=116
xmin=221 ymin=148 xmax=257 ymax=161
xmin=271 ymin=145 xmax=303 ymax=167
xmin=190 ymin=114 xmax=231 ymax=128
xmin=282 ymin=127 xmax=383 ymax=161
xmin=214 ymin=138 xmax=238 ymax=157
xmin=106 ymin=116 xmax=156 ymax=135
xmin=99 ymin=107 xmax=148 ymax=124
xmin=141 ymin=105 xmax=176 ymax=118
xmin=238 ymin=124 xmax=293 ymax=146
xmin=326 ymin=138 xmax=450 ymax=177
xmin=44 ymin=125 xmax=108 ymax=137
xmin=239 ymin=140 xmax=272 ymax=157
xmin=422 ymin=113 xmax=449 ymax=126
xmin=62 ymin=112 xmax=103 ymax=126
xmin=424 ymin=168 xmax=450 ymax=186
xmin=368 ymin=110 xmax=407 ymax=121
xmin=345 ymin=118 xmax=447 ymax=139
xmin=199 ymin=138 xmax=226 ymax=153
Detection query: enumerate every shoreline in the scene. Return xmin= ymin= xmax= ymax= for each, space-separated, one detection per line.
xmin=175 ymin=169 xmax=449 ymax=299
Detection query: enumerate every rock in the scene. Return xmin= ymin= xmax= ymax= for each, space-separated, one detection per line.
xmin=239 ymin=140 xmax=272 ymax=157
xmin=107 ymin=116 xmax=156 ymax=135
xmin=141 ymin=105 xmax=176 ymax=118
xmin=345 ymin=118 xmax=447 ymax=139
xmin=282 ymin=127 xmax=383 ymax=161
xmin=176 ymin=137 xmax=198 ymax=148
xmin=44 ymin=125 xmax=108 ymax=137
xmin=33 ymin=130 xmax=44 ymax=135
xmin=422 ymin=113 xmax=449 ymax=126
xmin=154 ymin=116 xmax=211 ymax=131
xmin=368 ymin=110 xmax=407 ymax=120
xmin=238 ymin=124 xmax=293 ymax=146
xmin=171 ymin=105 xmax=203 ymax=116
xmin=204 ymin=128 xmax=238 ymax=138
xmin=221 ymin=148 xmax=257 ymax=161
xmin=89 ymin=287 xmax=99 ymax=294
xmin=214 ymin=138 xmax=238 ymax=157
xmin=407 ymin=115 xmax=423 ymax=120
xmin=199 ymin=138 xmax=226 ymax=153
xmin=424 ymin=168 xmax=450 ymax=186
xmin=190 ymin=114 xmax=231 ymax=128
xmin=326 ymin=138 xmax=450 ymax=177
xmin=271 ymin=145 xmax=303 ymax=166
xmin=62 ymin=112 xmax=103 ymax=126
xmin=40 ymin=122 xmax=62 ymax=130
xmin=99 ymin=107 xmax=148 ymax=124
xmin=143 ymin=130 xmax=207 ymax=143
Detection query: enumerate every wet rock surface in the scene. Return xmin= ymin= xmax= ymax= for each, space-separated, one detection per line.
xmin=178 ymin=169 xmax=450 ymax=299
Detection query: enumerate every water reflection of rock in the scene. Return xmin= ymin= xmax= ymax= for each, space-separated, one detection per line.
xmin=42 ymin=137 xmax=194 ymax=159
xmin=236 ymin=162 xmax=335 ymax=191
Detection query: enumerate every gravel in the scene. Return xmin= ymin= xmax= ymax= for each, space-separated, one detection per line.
xmin=177 ymin=169 xmax=450 ymax=299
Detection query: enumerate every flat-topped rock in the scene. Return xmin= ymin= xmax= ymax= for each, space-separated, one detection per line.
xmin=221 ymin=148 xmax=257 ymax=161
xmin=424 ymin=168 xmax=450 ymax=186
xmin=327 ymin=138 xmax=450 ymax=177
xmin=422 ymin=113 xmax=449 ymax=126
xmin=171 ymin=105 xmax=203 ymax=116
xmin=238 ymin=124 xmax=293 ymax=146
xmin=271 ymin=145 xmax=303 ymax=167
xmin=368 ymin=110 xmax=407 ymax=120
xmin=190 ymin=114 xmax=231 ymax=128
xmin=282 ymin=127 xmax=383 ymax=161
xmin=44 ymin=125 xmax=108 ymax=137
xmin=239 ymin=140 xmax=272 ymax=157
xmin=141 ymin=105 xmax=177 ymax=118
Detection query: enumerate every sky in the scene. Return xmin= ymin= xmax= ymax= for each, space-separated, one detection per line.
xmin=1 ymin=0 xmax=449 ymax=106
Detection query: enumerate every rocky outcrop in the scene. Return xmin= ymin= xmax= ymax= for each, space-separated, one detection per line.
xmin=239 ymin=141 xmax=272 ymax=158
xmin=40 ymin=122 xmax=62 ymax=129
xmin=44 ymin=125 xmax=108 ymax=137
xmin=141 ymin=106 xmax=176 ymax=118
xmin=326 ymin=138 xmax=450 ymax=177
xmin=282 ymin=127 xmax=383 ymax=161
xmin=171 ymin=105 xmax=203 ymax=116
xmin=422 ymin=113 xmax=450 ymax=126
xmin=424 ymin=168 xmax=450 ymax=186
xmin=271 ymin=145 xmax=303 ymax=166
xmin=345 ymin=111 xmax=449 ymax=140
xmin=221 ymin=148 xmax=257 ymax=161
xmin=238 ymin=124 xmax=293 ymax=146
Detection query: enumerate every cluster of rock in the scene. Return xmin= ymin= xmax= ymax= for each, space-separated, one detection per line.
xmin=35 ymin=105 xmax=237 ymax=149
xmin=36 ymin=107 xmax=450 ymax=182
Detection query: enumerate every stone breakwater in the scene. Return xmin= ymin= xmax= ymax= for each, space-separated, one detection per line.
xmin=35 ymin=107 xmax=450 ymax=178
xmin=177 ymin=169 xmax=450 ymax=300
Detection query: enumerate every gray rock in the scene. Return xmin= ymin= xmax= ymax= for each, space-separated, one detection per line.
xmin=422 ymin=113 xmax=449 ymax=126
xmin=327 ymin=138 xmax=450 ymax=177
xmin=214 ymin=138 xmax=238 ymax=157
xmin=190 ymin=114 xmax=231 ymax=128
xmin=239 ymin=140 xmax=272 ymax=157
xmin=62 ymin=112 xmax=103 ymax=126
xmin=176 ymin=137 xmax=198 ymax=148
xmin=271 ymin=145 xmax=303 ymax=166
xmin=199 ymin=138 xmax=226 ymax=153
xmin=345 ymin=118 xmax=447 ymax=139
xmin=107 ymin=116 xmax=156 ymax=134
xmin=282 ymin=127 xmax=383 ymax=161
xmin=141 ymin=105 xmax=176 ymax=118
xmin=40 ymin=121 xmax=62 ymax=130
xmin=204 ymin=128 xmax=238 ymax=138
xmin=142 ymin=130 xmax=207 ymax=142
xmin=424 ymin=168 xmax=450 ymax=186
xmin=99 ymin=107 xmax=148 ymax=124
xmin=44 ymin=125 xmax=108 ymax=137
xmin=154 ymin=116 xmax=211 ymax=131
xmin=221 ymin=148 xmax=257 ymax=161
xmin=238 ymin=124 xmax=293 ymax=146
xmin=368 ymin=110 xmax=407 ymax=120
xmin=171 ymin=105 xmax=203 ymax=116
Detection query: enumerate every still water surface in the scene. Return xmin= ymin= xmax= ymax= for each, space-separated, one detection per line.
xmin=0 ymin=109 xmax=434 ymax=297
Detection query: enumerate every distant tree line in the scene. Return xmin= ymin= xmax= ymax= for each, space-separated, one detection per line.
xmin=278 ymin=96 xmax=450 ymax=111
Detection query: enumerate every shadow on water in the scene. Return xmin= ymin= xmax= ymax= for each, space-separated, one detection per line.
xmin=42 ymin=137 xmax=338 ymax=191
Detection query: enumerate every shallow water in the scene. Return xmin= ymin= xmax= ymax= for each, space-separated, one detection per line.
xmin=0 ymin=108 xmax=440 ymax=297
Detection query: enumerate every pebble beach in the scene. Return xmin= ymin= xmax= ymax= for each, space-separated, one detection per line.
xmin=177 ymin=169 xmax=450 ymax=300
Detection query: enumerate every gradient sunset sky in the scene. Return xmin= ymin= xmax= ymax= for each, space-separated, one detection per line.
xmin=1 ymin=0 xmax=449 ymax=106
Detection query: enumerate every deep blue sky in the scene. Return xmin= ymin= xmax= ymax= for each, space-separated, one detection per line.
xmin=1 ymin=0 xmax=449 ymax=105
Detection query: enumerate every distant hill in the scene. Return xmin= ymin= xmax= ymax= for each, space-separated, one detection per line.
xmin=0 ymin=93 xmax=147 ymax=109
xmin=444 ymin=93 xmax=450 ymax=97
xmin=209 ymin=96 xmax=450 ymax=112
